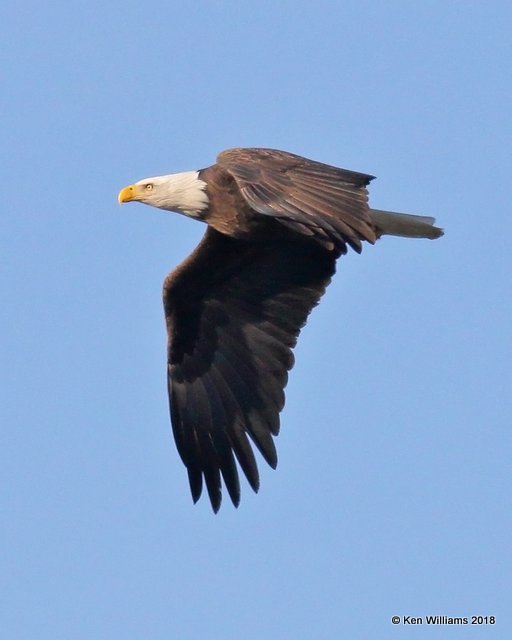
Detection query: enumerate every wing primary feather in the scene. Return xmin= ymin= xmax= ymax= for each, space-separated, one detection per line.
xmin=214 ymin=345 xmax=278 ymax=466
xmin=200 ymin=372 xmax=241 ymax=508
xmin=186 ymin=378 xmax=223 ymax=512
xmin=187 ymin=467 xmax=203 ymax=504
xmin=207 ymin=365 xmax=261 ymax=493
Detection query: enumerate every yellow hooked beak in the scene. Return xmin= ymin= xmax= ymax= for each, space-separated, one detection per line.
xmin=118 ymin=184 xmax=137 ymax=203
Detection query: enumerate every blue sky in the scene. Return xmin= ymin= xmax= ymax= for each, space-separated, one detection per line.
xmin=2 ymin=2 xmax=511 ymax=638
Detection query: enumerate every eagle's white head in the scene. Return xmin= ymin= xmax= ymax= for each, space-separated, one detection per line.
xmin=118 ymin=171 xmax=209 ymax=218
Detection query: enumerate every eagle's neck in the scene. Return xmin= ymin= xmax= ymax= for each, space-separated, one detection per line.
xmin=148 ymin=171 xmax=209 ymax=217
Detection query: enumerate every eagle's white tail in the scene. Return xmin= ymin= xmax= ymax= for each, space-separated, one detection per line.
xmin=370 ymin=209 xmax=444 ymax=240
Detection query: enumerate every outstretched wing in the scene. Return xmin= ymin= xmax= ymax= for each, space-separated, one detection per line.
xmin=163 ymin=226 xmax=337 ymax=512
xmin=217 ymin=147 xmax=377 ymax=253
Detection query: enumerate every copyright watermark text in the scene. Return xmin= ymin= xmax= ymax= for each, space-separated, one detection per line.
xmin=391 ymin=615 xmax=495 ymax=626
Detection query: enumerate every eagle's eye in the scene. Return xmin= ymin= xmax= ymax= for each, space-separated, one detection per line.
xmin=145 ymin=184 xmax=153 ymax=191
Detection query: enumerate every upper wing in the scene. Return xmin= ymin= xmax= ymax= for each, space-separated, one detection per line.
xmin=163 ymin=226 xmax=337 ymax=512
xmin=217 ymin=147 xmax=377 ymax=253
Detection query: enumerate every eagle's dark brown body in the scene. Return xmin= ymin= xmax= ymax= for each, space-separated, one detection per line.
xmin=119 ymin=148 xmax=443 ymax=512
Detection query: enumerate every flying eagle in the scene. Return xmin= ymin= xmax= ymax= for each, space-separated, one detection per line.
xmin=118 ymin=147 xmax=443 ymax=512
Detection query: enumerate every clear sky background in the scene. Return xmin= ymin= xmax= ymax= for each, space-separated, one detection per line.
xmin=2 ymin=2 xmax=511 ymax=638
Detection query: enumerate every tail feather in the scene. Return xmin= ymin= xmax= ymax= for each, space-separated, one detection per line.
xmin=370 ymin=209 xmax=444 ymax=240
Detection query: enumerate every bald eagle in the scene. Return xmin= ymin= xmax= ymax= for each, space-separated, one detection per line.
xmin=118 ymin=148 xmax=443 ymax=512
